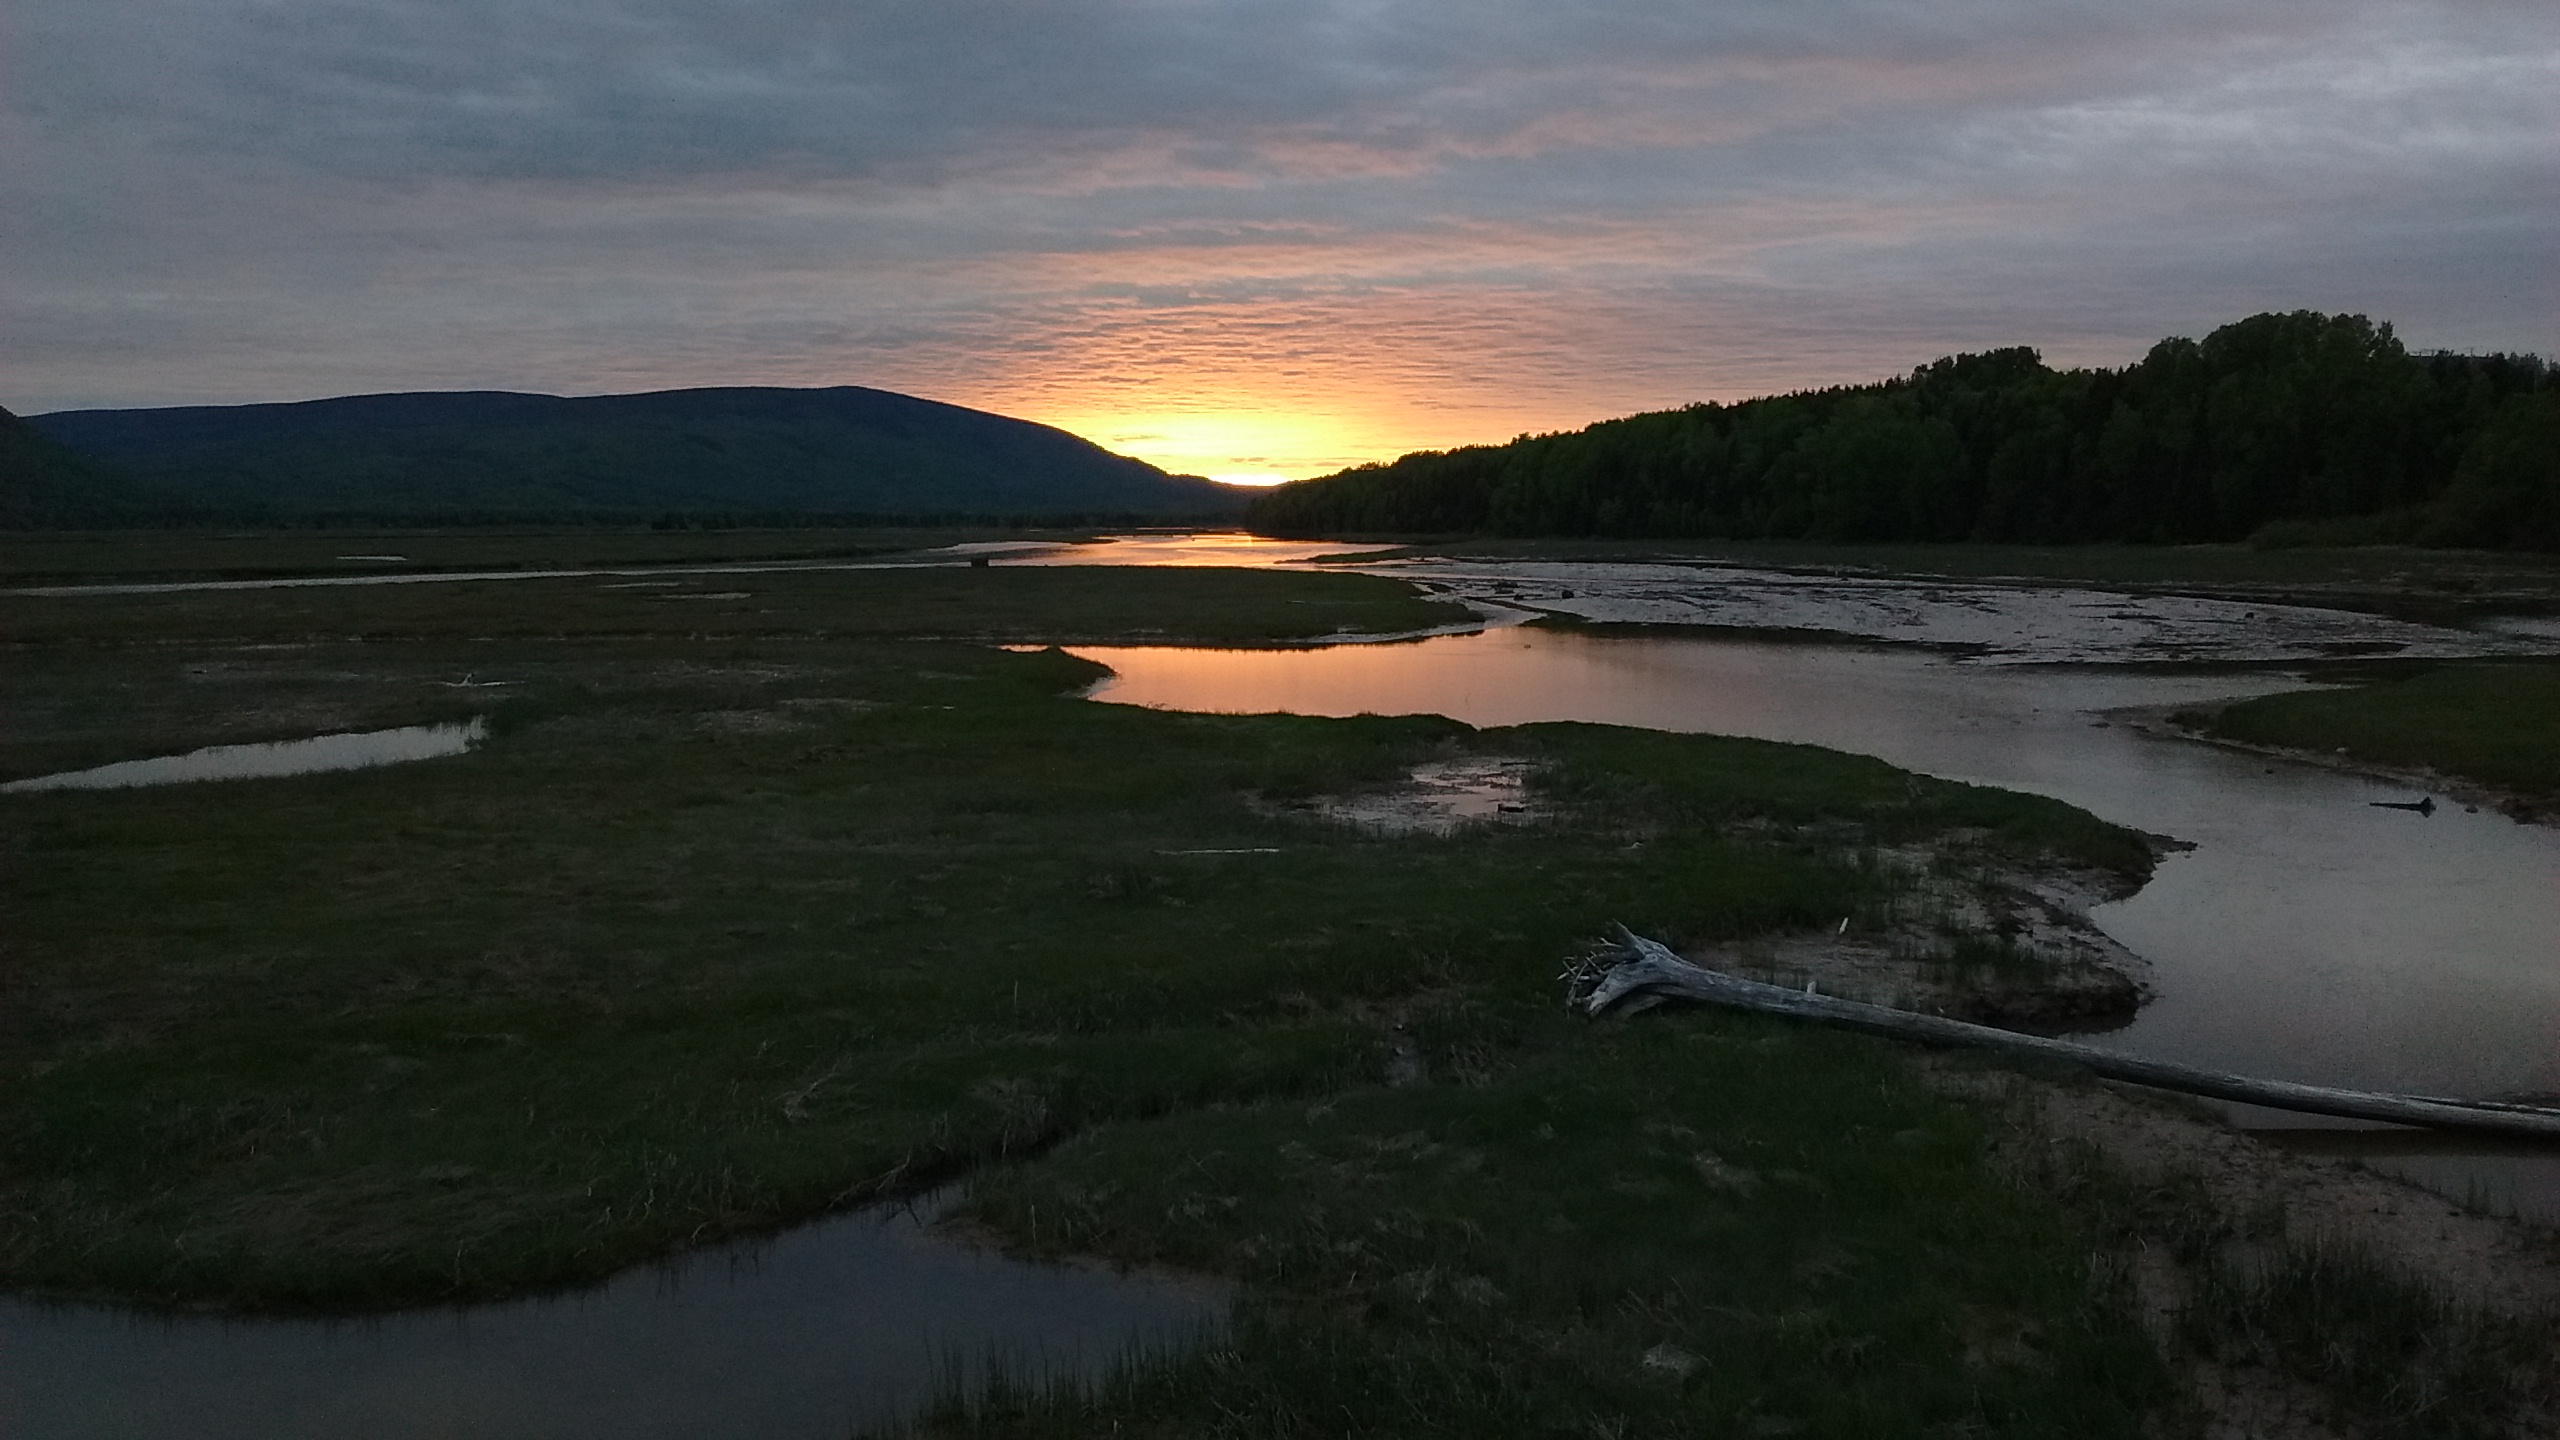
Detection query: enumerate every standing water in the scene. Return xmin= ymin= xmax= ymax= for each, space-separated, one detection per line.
xmin=2 ymin=720 xmax=488 ymax=793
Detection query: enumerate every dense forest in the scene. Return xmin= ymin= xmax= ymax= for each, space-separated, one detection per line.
xmin=1247 ymin=312 xmax=2560 ymax=549
xmin=9 ymin=386 xmax=1240 ymax=527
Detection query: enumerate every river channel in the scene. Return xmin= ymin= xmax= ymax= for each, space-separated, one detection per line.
xmin=1072 ymin=620 xmax=2560 ymax=1220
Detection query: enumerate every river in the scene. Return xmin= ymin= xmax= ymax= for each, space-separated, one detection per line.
xmin=1069 ymin=597 xmax=2560 ymax=1219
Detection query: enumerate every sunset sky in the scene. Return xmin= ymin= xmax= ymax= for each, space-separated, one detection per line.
xmin=6 ymin=2 xmax=2555 ymax=482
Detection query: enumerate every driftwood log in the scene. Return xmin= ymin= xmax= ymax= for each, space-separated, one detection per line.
xmin=1570 ymin=925 xmax=2560 ymax=1141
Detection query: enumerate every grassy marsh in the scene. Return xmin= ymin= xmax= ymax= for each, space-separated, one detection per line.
xmin=3 ymin=562 xmax=2135 ymax=1314
xmin=0 ymin=525 xmax=1030 ymax=585
xmin=0 ymin=558 xmax=1470 ymax=650
xmin=2189 ymin=661 xmax=2560 ymax=811
xmin=12 ymin=545 xmax=2543 ymax=1435
xmin=0 ymin=565 xmax=1469 ymax=779
xmin=930 ymin=1024 xmax=2170 ymax=1439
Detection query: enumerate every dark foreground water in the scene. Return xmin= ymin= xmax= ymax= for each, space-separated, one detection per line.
xmin=0 ymin=1194 xmax=1223 ymax=1440
xmin=1072 ymin=628 xmax=2560 ymax=1218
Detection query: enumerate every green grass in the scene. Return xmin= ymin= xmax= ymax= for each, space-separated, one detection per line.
xmin=2 ymin=560 xmax=2147 ymax=1312
xmin=0 ymin=565 xmax=1471 ymax=779
xmin=0 ymin=559 xmax=1469 ymax=652
xmin=906 ymin=1058 xmax=2560 ymax=1440
xmin=2194 ymin=661 xmax=2560 ymax=808
xmin=0 ymin=525 xmax=1023 ymax=584
xmin=2182 ymin=1242 xmax=2555 ymax=1440
xmin=920 ymin=1020 xmax=2168 ymax=1439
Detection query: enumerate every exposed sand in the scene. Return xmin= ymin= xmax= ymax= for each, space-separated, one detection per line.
xmin=1376 ymin=558 xmax=2560 ymax=665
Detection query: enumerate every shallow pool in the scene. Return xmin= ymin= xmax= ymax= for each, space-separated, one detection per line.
xmin=2 ymin=719 xmax=487 ymax=793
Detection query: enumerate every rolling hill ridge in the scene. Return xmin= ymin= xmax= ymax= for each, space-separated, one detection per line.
xmin=14 ymin=386 xmax=1240 ymax=524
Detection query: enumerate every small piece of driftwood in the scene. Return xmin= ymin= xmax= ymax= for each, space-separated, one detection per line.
xmin=1569 ymin=925 xmax=2560 ymax=1141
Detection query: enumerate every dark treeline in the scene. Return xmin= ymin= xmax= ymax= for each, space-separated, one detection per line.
xmin=1247 ymin=312 xmax=2560 ymax=549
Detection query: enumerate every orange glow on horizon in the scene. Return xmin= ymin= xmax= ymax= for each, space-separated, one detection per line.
xmin=1013 ymin=388 xmax=1583 ymax=485
xmin=1045 ymin=409 xmax=1374 ymax=485
xmin=927 ymin=243 xmax=2077 ymax=482
xmin=909 ymin=213 xmax=1951 ymax=481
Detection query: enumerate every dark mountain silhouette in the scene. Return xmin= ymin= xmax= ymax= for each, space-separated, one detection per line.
xmin=1 ymin=404 xmax=145 ymax=528
xmin=23 ymin=386 xmax=1241 ymax=524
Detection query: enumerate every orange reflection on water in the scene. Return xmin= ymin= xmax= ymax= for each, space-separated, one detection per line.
xmin=1067 ymin=630 xmax=1678 ymax=727
xmin=1066 ymin=627 xmax=1939 ymax=738
xmin=1004 ymin=535 xmax=1396 ymax=568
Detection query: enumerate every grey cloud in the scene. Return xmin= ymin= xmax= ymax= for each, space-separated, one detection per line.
xmin=12 ymin=1 xmax=2364 ymax=187
xmin=3 ymin=0 xmax=2553 ymax=437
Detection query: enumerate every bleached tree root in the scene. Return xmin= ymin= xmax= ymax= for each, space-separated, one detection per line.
xmin=1569 ymin=925 xmax=2560 ymax=1141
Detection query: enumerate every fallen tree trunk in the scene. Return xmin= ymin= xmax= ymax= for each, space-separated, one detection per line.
xmin=1571 ymin=925 xmax=2560 ymax=1141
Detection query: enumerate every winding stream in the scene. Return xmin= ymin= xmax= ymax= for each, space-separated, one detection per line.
xmin=1071 ymin=625 xmax=2560 ymax=1219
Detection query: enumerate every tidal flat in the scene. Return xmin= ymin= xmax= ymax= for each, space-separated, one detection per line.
xmin=4 ymin=535 xmax=2554 ymax=1437
xmin=1343 ymin=537 xmax=2560 ymax=628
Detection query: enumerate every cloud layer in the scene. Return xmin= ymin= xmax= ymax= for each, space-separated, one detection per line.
xmin=7 ymin=1 xmax=2554 ymax=477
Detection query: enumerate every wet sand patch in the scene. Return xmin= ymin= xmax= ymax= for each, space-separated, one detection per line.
xmin=1371 ymin=558 xmax=2560 ymax=666
xmin=1638 ymin=836 xmax=2153 ymax=1032
xmin=1264 ymin=757 xmax=1544 ymax=836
